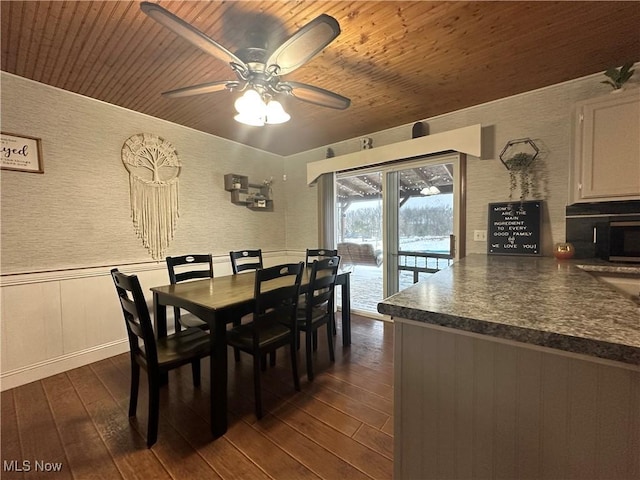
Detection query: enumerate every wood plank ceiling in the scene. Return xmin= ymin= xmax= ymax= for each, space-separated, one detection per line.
xmin=2 ymin=1 xmax=639 ymax=156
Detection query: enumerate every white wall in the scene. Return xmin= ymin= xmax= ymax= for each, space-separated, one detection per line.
xmin=0 ymin=73 xmax=291 ymax=389
xmin=283 ymin=72 xmax=624 ymax=256
xmin=0 ymin=73 xmax=286 ymax=274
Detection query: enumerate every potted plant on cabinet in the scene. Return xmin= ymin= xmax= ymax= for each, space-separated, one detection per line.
xmin=601 ymin=62 xmax=635 ymax=91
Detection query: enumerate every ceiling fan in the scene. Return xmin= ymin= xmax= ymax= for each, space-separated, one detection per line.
xmin=140 ymin=2 xmax=351 ymax=124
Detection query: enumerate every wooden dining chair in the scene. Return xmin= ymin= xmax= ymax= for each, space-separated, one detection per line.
xmin=226 ymin=262 xmax=304 ymax=419
xmin=229 ymin=249 xmax=263 ymax=274
xmin=166 ymin=254 xmax=214 ymax=332
xmin=167 ymin=254 xmax=243 ymax=361
xmin=297 ymin=256 xmax=340 ymax=381
xmin=111 ymin=269 xmax=211 ymax=448
xmin=305 ymin=248 xmax=338 ymax=266
xmin=229 ymin=249 xmax=266 ymax=362
xmin=304 ymin=248 xmax=339 ymax=334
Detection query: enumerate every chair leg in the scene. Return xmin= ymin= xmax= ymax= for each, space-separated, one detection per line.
xmin=233 ymin=314 xmax=242 ymax=362
xmin=290 ymin=342 xmax=301 ymax=391
xmin=261 ymin=354 xmax=268 ymax=372
xmin=331 ymin=312 xmax=337 ymax=335
xmin=326 ymin=323 xmax=335 ymax=362
xmin=173 ymin=307 xmax=182 ymax=333
xmin=306 ymin=330 xmax=314 ymax=382
xmin=129 ymin=360 xmax=140 ymax=417
xmin=312 ymin=331 xmax=318 ymax=351
xmin=147 ymin=375 xmax=160 ymax=448
xmin=253 ymin=355 xmax=263 ymax=419
xmin=191 ymin=358 xmax=201 ymax=387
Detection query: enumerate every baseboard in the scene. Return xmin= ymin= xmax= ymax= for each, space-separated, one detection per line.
xmin=0 ymin=338 xmax=129 ymax=391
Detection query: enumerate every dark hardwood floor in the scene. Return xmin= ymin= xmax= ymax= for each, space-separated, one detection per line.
xmin=1 ymin=314 xmax=393 ymax=479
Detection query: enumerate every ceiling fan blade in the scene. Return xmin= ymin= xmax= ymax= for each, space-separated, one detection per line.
xmin=286 ymin=81 xmax=350 ymax=110
xmin=266 ymin=14 xmax=340 ymax=76
xmin=140 ymin=2 xmax=247 ymax=71
xmin=162 ymin=80 xmax=242 ymax=98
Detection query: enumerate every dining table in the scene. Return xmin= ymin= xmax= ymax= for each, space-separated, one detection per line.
xmin=151 ymin=267 xmax=351 ymax=438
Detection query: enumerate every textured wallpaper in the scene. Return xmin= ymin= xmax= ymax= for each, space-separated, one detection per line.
xmin=2 ymin=70 xmax=622 ymax=275
xmin=283 ymin=72 xmax=613 ymax=256
xmin=1 ymin=73 xmax=286 ymax=274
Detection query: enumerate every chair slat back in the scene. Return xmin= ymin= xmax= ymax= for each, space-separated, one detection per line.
xmin=111 ymin=269 xmax=158 ymax=366
xmin=307 ymin=256 xmax=341 ymax=311
xmin=253 ymin=262 xmax=304 ymax=340
xmin=166 ymin=254 xmax=214 ymax=330
xmin=305 ymin=248 xmax=338 ymax=266
xmin=166 ymin=254 xmax=214 ymax=283
xmin=230 ymin=249 xmax=263 ymax=274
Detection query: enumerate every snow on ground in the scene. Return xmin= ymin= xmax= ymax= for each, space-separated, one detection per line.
xmin=337 ymin=236 xmax=453 ymax=314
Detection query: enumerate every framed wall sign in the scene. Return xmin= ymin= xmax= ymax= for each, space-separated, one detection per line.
xmin=488 ymin=201 xmax=542 ymax=256
xmin=1 ymin=132 xmax=44 ymax=173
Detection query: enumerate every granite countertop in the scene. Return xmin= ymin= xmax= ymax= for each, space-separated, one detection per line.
xmin=378 ymin=254 xmax=640 ymax=366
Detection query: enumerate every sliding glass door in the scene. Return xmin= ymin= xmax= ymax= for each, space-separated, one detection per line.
xmin=335 ymin=171 xmax=384 ymax=314
xmin=335 ymin=154 xmax=464 ymax=315
xmin=393 ymin=162 xmax=455 ymax=292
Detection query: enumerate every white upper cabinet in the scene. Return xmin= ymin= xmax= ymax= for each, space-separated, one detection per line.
xmin=570 ymin=88 xmax=640 ymax=203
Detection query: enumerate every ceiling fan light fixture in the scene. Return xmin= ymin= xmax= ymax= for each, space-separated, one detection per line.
xmin=141 ymin=3 xmax=350 ymax=132
xmin=265 ymin=100 xmax=290 ymax=124
xmin=234 ymin=88 xmax=264 ymax=115
xmin=234 ymin=112 xmax=265 ymax=126
xmin=234 ymin=88 xmax=267 ymax=126
xmin=234 ymin=89 xmax=290 ymax=126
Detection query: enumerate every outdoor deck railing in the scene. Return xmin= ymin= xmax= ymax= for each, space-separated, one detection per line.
xmin=397 ymin=251 xmax=454 ymax=283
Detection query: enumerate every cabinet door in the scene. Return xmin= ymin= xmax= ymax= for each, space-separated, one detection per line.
xmin=573 ymin=88 xmax=640 ymax=202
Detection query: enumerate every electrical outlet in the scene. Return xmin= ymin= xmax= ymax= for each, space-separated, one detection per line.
xmin=473 ymin=230 xmax=487 ymax=241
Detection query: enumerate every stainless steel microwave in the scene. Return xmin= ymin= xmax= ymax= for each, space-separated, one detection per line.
xmin=608 ymin=221 xmax=640 ymax=263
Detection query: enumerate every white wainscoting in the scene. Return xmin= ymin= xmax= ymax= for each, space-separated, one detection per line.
xmin=394 ymin=319 xmax=640 ymax=480
xmin=0 ymin=251 xmax=296 ymax=391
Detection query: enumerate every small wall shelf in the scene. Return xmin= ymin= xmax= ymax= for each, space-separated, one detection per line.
xmin=224 ymin=173 xmax=273 ymax=211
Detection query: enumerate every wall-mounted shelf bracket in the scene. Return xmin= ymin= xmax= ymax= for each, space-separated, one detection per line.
xmin=224 ymin=174 xmax=273 ymax=211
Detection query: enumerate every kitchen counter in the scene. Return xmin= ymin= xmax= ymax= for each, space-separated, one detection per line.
xmin=378 ymin=254 xmax=640 ymax=365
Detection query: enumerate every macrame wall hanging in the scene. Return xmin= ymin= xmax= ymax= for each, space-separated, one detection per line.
xmin=121 ymin=133 xmax=181 ymax=260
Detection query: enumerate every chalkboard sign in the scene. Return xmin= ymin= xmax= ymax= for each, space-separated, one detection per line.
xmin=488 ymin=201 xmax=542 ymax=255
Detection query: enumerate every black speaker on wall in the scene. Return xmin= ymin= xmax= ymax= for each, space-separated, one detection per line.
xmin=412 ymin=122 xmax=428 ymax=138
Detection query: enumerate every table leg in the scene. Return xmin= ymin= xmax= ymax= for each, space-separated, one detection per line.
xmin=210 ymin=313 xmax=228 ymax=438
xmin=340 ymin=274 xmax=351 ymax=346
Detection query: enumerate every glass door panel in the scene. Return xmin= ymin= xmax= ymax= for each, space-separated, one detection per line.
xmin=396 ymin=163 xmax=455 ymax=292
xmin=335 ymin=171 xmax=384 ymax=314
